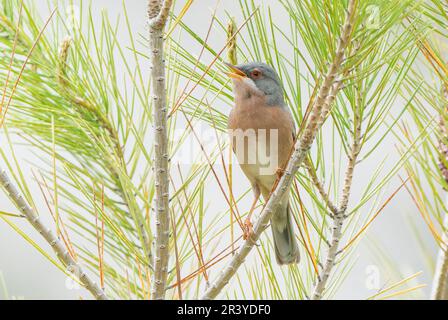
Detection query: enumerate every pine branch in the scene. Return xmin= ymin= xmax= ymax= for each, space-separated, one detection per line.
xmin=56 ymin=37 xmax=153 ymax=268
xmin=432 ymin=86 xmax=448 ymax=300
xmin=201 ymin=0 xmax=357 ymax=300
xmin=0 ymin=168 xmax=107 ymax=300
xmin=148 ymin=0 xmax=172 ymax=300
xmin=226 ymin=17 xmax=238 ymax=66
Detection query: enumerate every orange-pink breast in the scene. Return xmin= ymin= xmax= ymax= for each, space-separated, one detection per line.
xmin=228 ymin=95 xmax=295 ymax=195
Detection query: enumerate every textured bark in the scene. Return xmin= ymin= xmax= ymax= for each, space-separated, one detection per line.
xmin=148 ymin=0 xmax=172 ymax=300
xmin=432 ymin=86 xmax=448 ymax=300
xmin=0 ymin=168 xmax=107 ymax=300
xmin=201 ymin=0 xmax=357 ymax=300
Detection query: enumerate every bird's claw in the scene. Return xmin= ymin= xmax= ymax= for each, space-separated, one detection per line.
xmin=276 ymin=167 xmax=285 ymax=179
xmin=243 ymin=218 xmax=254 ymax=241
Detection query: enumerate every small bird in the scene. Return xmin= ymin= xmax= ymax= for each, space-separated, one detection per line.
xmin=225 ymin=62 xmax=300 ymax=265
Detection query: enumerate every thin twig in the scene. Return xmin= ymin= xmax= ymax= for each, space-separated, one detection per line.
xmin=432 ymin=87 xmax=448 ymax=300
xmin=0 ymin=168 xmax=107 ymax=300
xmin=304 ymin=157 xmax=338 ymax=215
xmin=201 ymin=0 xmax=357 ymax=300
xmin=148 ymin=0 xmax=172 ymax=300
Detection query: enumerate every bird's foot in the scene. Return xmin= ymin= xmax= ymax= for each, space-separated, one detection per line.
xmin=243 ymin=218 xmax=254 ymax=241
xmin=276 ymin=167 xmax=285 ymax=180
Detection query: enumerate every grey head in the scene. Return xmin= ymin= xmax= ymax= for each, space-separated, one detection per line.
xmin=225 ymin=62 xmax=285 ymax=106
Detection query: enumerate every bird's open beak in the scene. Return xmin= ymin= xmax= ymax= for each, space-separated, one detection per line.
xmin=224 ymin=62 xmax=247 ymax=80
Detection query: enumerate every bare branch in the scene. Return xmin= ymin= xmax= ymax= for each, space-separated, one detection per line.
xmin=56 ymin=37 xmax=153 ymax=268
xmin=0 ymin=168 xmax=107 ymax=300
xmin=148 ymin=0 xmax=173 ymax=300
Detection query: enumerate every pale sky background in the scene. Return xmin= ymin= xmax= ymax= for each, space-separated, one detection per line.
xmin=0 ymin=0 xmax=439 ymax=299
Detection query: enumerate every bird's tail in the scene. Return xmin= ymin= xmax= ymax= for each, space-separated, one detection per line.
xmin=271 ymin=201 xmax=300 ymax=265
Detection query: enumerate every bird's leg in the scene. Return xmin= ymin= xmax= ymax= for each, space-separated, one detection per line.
xmin=244 ymin=186 xmax=260 ymax=240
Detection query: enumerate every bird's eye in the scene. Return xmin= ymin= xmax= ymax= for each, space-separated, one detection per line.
xmin=250 ymin=69 xmax=262 ymax=79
